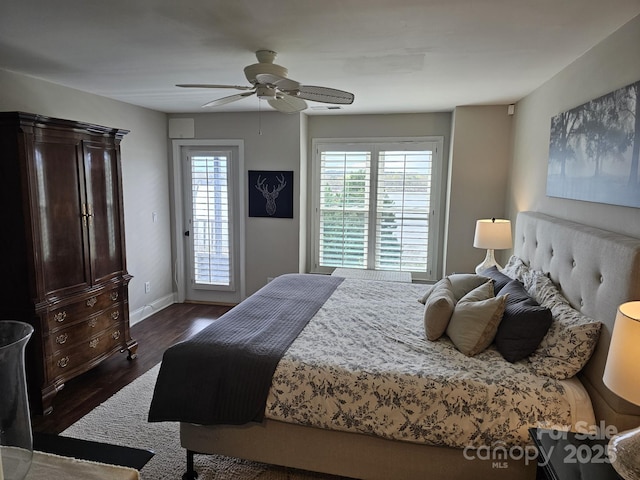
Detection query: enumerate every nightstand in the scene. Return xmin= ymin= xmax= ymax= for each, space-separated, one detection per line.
xmin=529 ymin=428 xmax=621 ymax=480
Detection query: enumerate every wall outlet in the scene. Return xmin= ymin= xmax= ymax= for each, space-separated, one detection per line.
xmin=144 ymin=281 xmax=151 ymax=293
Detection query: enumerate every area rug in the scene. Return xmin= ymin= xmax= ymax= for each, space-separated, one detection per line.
xmin=62 ymin=363 xmax=346 ymax=480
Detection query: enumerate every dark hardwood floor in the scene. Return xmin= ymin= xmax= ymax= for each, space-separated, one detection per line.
xmin=31 ymin=302 xmax=232 ymax=435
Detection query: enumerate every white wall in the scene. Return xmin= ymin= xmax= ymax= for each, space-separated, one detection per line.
xmin=298 ymin=114 xmax=309 ymax=273
xmin=508 ymin=14 xmax=640 ymax=239
xmin=169 ymin=111 xmax=303 ymax=297
xmin=0 ymin=69 xmax=173 ymax=324
xmin=445 ymin=106 xmax=513 ymax=275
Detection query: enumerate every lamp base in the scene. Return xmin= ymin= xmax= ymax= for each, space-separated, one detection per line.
xmin=475 ymin=249 xmax=501 ymax=274
xmin=609 ymin=426 xmax=640 ymax=480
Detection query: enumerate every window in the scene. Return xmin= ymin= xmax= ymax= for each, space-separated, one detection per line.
xmin=312 ymin=138 xmax=442 ymax=280
xmin=187 ymin=150 xmax=234 ymax=289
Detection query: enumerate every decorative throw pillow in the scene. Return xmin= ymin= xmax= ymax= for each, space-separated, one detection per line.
xmin=501 ymin=255 xmax=530 ymax=282
xmin=479 ymin=266 xmax=513 ymax=293
xmin=418 ymin=284 xmax=435 ymax=304
xmin=526 ymin=276 xmax=602 ymax=379
xmin=419 ymin=273 xmax=489 ymax=304
xmin=446 ymin=281 xmax=507 ymax=356
xmin=423 ymin=278 xmax=456 ymax=341
xmin=494 ymin=279 xmax=553 ymax=362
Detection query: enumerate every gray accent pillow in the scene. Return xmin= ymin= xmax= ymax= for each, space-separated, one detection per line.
xmin=494 ymin=279 xmax=553 ymax=362
xmin=479 ymin=266 xmax=512 ymax=293
xmin=419 ymin=273 xmax=490 ymax=304
xmin=423 ymin=278 xmax=456 ymax=341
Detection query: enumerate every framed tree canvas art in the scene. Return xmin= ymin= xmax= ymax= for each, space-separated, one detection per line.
xmin=547 ymin=79 xmax=640 ymax=208
xmin=248 ymin=170 xmax=294 ymax=218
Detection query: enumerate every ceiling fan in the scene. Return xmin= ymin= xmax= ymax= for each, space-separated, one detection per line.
xmin=177 ymin=50 xmax=354 ymax=113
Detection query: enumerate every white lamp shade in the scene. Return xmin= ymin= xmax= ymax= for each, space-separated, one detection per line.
xmin=603 ymin=301 xmax=640 ymax=406
xmin=473 ymin=219 xmax=512 ymax=250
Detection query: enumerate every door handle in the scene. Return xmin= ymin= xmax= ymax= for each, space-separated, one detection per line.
xmin=184 ymin=230 xmax=190 ymax=237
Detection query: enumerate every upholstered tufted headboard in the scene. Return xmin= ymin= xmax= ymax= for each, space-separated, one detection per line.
xmin=514 ymin=211 xmax=640 ymax=430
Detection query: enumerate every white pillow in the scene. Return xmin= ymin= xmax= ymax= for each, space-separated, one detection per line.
xmin=523 ymin=269 xmax=570 ymax=308
xmin=446 ymin=281 xmax=507 ymax=356
xmin=501 ymin=255 xmax=530 ymax=282
xmin=524 ymin=270 xmax=601 ymax=379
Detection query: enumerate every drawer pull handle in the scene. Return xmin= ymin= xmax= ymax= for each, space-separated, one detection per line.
xmin=111 ymin=311 xmax=120 ymax=320
xmin=86 ymin=297 xmax=97 ymax=308
xmin=112 ymin=330 xmax=121 ymax=340
xmin=110 ymin=291 xmax=119 ymax=301
xmin=56 ymin=333 xmax=68 ymax=345
xmin=88 ymin=318 xmax=97 ymax=328
xmin=54 ymin=311 xmax=67 ymax=323
xmin=57 ymin=356 xmax=69 ymax=368
xmin=89 ymin=338 xmax=99 ymax=349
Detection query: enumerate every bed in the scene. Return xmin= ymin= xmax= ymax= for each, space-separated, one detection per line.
xmin=149 ymin=211 xmax=640 ymax=480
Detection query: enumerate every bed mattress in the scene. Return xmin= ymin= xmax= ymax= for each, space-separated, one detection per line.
xmin=265 ymin=277 xmax=595 ymax=448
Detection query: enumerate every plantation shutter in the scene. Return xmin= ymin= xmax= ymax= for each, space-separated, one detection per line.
xmin=375 ymin=150 xmax=431 ymax=272
xmin=318 ymin=150 xmax=371 ymax=268
xmin=190 ymin=153 xmax=232 ymax=286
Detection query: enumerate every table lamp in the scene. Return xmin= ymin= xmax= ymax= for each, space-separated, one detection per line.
xmin=473 ymin=218 xmax=512 ymax=274
xmin=603 ymin=301 xmax=640 ymax=480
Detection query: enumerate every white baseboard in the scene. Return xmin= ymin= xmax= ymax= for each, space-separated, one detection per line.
xmin=129 ymin=292 xmax=177 ymax=326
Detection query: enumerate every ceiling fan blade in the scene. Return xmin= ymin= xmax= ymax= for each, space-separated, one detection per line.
xmin=177 ymin=83 xmax=254 ymax=91
xmin=268 ymin=95 xmax=307 ymax=114
xmin=296 ymin=85 xmax=354 ymax=105
xmin=254 ymin=73 xmax=300 ymax=91
xmin=201 ymin=91 xmax=255 ymax=108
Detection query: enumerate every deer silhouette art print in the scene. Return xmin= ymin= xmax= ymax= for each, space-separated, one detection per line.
xmin=248 ymin=170 xmax=294 ymax=218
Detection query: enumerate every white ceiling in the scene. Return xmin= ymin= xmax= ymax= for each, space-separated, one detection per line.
xmin=2 ymin=0 xmax=639 ymax=115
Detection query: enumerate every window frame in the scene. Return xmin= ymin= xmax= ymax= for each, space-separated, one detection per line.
xmin=311 ymin=137 xmax=444 ymax=281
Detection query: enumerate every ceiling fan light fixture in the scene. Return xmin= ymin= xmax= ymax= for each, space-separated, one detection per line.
xmin=254 ymin=50 xmax=278 ymax=63
xmin=244 ymin=63 xmax=288 ymax=84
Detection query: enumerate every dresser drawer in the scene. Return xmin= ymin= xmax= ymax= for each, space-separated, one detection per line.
xmin=48 ymin=324 xmax=125 ymax=379
xmin=47 ymin=287 xmax=122 ymax=330
xmin=49 ymin=305 xmax=124 ymax=353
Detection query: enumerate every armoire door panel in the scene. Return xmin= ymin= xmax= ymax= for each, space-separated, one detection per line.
xmin=83 ymin=141 xmax=124 ymax=283
xmin=33 ymin=139 xmax=90 ymax=296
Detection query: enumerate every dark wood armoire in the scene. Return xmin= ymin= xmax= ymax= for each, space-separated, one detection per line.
xmin=0 ymin=112 xmax=137 ymax=415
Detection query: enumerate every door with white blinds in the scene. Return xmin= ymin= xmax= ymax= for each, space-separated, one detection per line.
xmin=313 ymin=139 xmax=442 ymax=281
xmin=183 ymin=147 xmax=239 ymax=302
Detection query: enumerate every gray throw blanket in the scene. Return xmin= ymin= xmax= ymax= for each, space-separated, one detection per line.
xmin=148 ymin=273 xmax=343 ymax=425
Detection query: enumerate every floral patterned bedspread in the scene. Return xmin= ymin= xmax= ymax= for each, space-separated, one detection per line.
xmin=264 ymin=278 xmax=591 ymax=448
